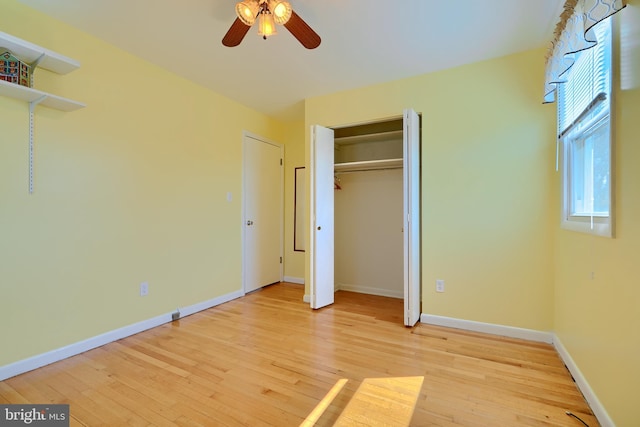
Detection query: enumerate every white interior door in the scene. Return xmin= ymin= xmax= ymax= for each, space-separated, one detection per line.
xmin=310 ymin=125 xmax=335 ymax=309
xmin=243 ymin=134 xmax=283 ymax=293
xmin=403 ymin=109 xmax=421 ymax=326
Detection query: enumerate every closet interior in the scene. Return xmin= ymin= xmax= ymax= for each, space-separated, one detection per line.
xmin=333 ymin=118 xmax=405 ymax=299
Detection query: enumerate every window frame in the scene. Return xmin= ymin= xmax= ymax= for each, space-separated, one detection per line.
xmin=559 ymin=17 xmax=615 ymax=238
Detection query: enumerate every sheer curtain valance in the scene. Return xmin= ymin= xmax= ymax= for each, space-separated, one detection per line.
xmin=544 ymin=0 xmax=627 ymax=103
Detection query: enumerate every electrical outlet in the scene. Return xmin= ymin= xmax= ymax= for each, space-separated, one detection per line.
xmin=140 ymin=281 xmax=149 ymax=296
xmin=436 ymin=279 xmax=445 ymax=293
xmin=172 ymin=310 xmax=180 ymax=321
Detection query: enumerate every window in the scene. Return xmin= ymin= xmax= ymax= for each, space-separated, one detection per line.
xmin=559 ymin=17 xmax=614 ymax=237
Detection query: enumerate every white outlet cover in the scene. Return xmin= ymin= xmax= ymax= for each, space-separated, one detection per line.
xmin=436 ymin=280 xmax=445 ymax=293
xmin=140 ymin=281 xmax=149 ymax=296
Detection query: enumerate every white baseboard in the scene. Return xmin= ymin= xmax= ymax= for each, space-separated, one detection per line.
xmin=178 ymin=289 xmax=244 ymax=318
xmin=420 ymin=313 xmax=553 ymax=344
xmin=337 ymin=283 xmax=403 ymax=299
xmin=1 ymin=293 xmax=612 ymax=427
xmin=0 ymin=289 xmax=244 ymax=381
xmin=420 ymin=315 xmax=611 ymax=425
xmin=283 ymin=276 xmax=304 ymax=285
xmin=553 ymin=334 xmax=614 ymax=427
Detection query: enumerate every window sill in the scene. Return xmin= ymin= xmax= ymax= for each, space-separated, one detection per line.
xmin=560 ymin=216 xmax=613 ymax=238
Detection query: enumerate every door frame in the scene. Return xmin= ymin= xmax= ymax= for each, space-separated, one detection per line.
xmin=308 ymin=111 xmax=421 ymax=323
xmin=241 ymin=131 xmax=284 ymax=294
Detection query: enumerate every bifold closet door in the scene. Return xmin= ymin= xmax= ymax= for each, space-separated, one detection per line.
xmin=403 ymin=108 xmax=421 ymax=326
xmin=309 ymin=125 xmax=335 ymax=309
xmin=310 ymin=111 xmax=420 ymax=321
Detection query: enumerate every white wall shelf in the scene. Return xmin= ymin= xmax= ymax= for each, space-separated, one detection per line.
xmin=0 ymin=31 xmax=80 ymax=75
xmin=0 ymin=80 xmax=85 ymax=111
xmin=0 ymin=31 xmax=84 ymax=193
xmin=0 ymin=31 xmax=84 ymax=111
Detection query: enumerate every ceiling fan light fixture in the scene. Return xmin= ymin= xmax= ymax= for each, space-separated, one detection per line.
xmin=269 ymin=0 xmax=292 ymax=25
xmin=223 ymin=0 xmax=320 ymax=48
xmin=235 ymin=0 xmax=259 ymax=26
xmin=257 ymin=11 xmax=277 ymax=38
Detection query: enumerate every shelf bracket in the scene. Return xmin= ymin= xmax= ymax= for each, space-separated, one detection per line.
xmin=29 ymin=95 xmax=46 ymax=194
xmin=30 ymin=53 xmax=45 ymax=69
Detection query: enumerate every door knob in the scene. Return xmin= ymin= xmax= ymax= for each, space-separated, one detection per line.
xmin=317 ymin=226 xmax=321 ymax=230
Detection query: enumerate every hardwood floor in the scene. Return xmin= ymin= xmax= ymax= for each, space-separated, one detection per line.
xmin=0 ymin=283 xmax=598 ymax=426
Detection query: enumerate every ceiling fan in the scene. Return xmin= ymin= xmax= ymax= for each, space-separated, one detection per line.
xmin=222 ymin=0 xmax=321 ymax=49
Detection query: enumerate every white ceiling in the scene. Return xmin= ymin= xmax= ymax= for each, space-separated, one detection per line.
xmin=17 ymin=0 xmax=563 ymax=121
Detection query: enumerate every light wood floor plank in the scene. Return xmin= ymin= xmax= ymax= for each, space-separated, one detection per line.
xmin=0 ymin=283 xmax=598 ymax=426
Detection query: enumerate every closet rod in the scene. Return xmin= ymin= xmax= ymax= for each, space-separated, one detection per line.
xmin=335 ymin=166 xmax=403 ymax=175
xmin=334 ymin=158 xmax=403 ymax=173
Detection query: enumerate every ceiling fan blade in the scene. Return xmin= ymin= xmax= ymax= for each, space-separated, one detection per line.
xmin=284 ymin=10 xmax=321 ymax=49
xmin=222 ymin=17 xmax=251 ymax=47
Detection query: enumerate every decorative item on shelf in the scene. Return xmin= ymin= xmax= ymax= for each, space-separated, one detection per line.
xmin=0 ymin=49 xmax=31 ymax=87
xmin=334 ymin=175 xmax=341 ymax=190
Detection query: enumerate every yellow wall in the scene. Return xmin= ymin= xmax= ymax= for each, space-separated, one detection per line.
xmin=282 ymin=120 xmax=306 ymax=280
xmin=304 ymin=7 xmax=639 ymax=424
xmin=335 ymin=169 xmax=404 ymax=297
xmin=0 ymin=1 xmax=298 ymax=366
xmin=305 ymin=48 xmax=556 ymax=331
xmin=553 ymin=5 xmax=640 ymax=426
xmin=3 ymin=0 xmax=638 ymax=424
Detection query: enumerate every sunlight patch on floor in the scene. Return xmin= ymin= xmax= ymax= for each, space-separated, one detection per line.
xmin=301 ymin=376 xmax=424 ymax=427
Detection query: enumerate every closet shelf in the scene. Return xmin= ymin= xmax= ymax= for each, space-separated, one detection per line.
xmin=0 ymin=80 xmax=85 ymax=111
xmin=334 ymin=130 xmax=403 ymax=146
xmin=335 ymin=158 xmax=403 ymax=173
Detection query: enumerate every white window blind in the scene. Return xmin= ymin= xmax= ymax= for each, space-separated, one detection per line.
xmin=557 ymin=16 xmax=614 ymax=238
xmin=558 ymin=19 xmax=611 ymax=135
